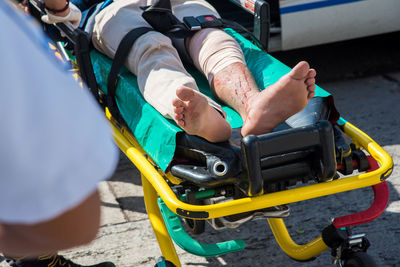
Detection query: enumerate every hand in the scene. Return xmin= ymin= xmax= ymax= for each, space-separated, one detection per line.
xmin=18 ymin=0 xmax=29 ymax=14
xmin=41 ymin=2 xmax=82 ymax=28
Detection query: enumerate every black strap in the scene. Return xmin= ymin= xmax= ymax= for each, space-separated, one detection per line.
xmin=141 ymin=0 xmax=185 ymax=34
xmin=141 ymin=0 xmax=263 ymax=47
xmin=142 ymin=0 xmax=214 ymax=39
xmin=106 ymin=27 xmax=154 ymax=122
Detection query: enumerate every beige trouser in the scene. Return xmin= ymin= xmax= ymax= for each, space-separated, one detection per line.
xmin=92 ymin=0 xmax=245 ymax=119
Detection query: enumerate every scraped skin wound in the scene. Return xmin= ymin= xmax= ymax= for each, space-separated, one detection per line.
xmin=213 ymin=61 xmax=316 ymax=136
xmin=172 ymin=86 xmax=232 ymax=142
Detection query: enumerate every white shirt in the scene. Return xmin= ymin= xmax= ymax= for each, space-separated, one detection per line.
xmin=0 ymin=2 xmax=119 ymax=224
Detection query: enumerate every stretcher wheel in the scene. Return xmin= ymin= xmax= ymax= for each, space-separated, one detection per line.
xmin=184 ymin=218 xmax=205 ymax=235
xmin=154 ymin=257 xmax=176 ymax=267
xmin=343 ymin=252 xmax=378 ymax=267
xmin=182 ymin=193 xmax=206 ymax=234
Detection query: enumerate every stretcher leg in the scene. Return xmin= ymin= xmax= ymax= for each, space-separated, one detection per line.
xmin=142 ymin=174 xmax=181 ymax=267
xmin=267 ymin=218 xmax=329 ymax=261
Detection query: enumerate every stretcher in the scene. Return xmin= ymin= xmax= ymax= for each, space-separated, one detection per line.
xmin=28 ymin=0 xmax=394 ymax=266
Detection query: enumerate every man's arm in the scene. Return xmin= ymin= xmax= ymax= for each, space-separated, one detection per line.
xmin=43 ymin=0 xmax=71 ymax=16
xmin=0 ymin=190 xmax=101 ymax=257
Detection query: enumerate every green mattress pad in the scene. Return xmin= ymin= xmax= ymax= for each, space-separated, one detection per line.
xmin=91 ymin=29 xmax=331 ymax=171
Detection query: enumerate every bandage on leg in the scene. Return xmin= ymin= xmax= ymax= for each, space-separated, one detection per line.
xmin=188 ymin=28 xmax=246 ymax=85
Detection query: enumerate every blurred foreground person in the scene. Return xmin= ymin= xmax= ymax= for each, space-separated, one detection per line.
xmin=0 ymin=0 xmax=118 ymax=265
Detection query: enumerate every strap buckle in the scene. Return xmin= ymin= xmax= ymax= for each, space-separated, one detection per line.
xmin=183 ymin=15 xmax=222 ymax=31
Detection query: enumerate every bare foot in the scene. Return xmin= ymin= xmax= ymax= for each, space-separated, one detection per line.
xmin=172 ymin=86 xmax=232 ymax=142
xmin=241 ymin=61 xmax=316 ymax=136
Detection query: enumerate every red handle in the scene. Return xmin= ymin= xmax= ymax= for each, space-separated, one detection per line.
xmin=333 ymin=156 xmax=389 ymax=228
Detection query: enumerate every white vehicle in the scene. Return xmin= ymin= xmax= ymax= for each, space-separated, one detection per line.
xmin=218 ymin=0 xmax=400 ymax=51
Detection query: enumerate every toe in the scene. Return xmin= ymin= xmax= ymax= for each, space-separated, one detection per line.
xmin=176 ymin=86 xmax=195 ymax=101
xmin=174 ymin=106 xmax=184 ymax=114
xmin=307 ymin=68 xmax=317 ymax=78
xmin=290 ymin=61 xmax=310 ymax=80
xmin=172 ymin=98 xmax=184 ymax=107
xmin=305 ymin=78 xmax=315 ymax=86
xmin=174 ymin=113 xmax=184 ymax=120
xmin=177 ymin=119 xmax=185 ymax=127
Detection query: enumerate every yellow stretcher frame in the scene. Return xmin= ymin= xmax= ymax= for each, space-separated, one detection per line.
xmin=108 ymin=112 xmax=393 ymax=266
xmin=40 ymin=4 xmax=392 ymax=266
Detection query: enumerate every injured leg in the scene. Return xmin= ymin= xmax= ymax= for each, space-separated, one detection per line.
xmin=214 ymin=61 xmax=316 ymax=136
xmin=188 ymin=28 xmax=316 ymax=137
xmin=172 ymin=87 xmax=232 ymax=143
xmin=93 ymin=13 xmax=232 ymax=142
